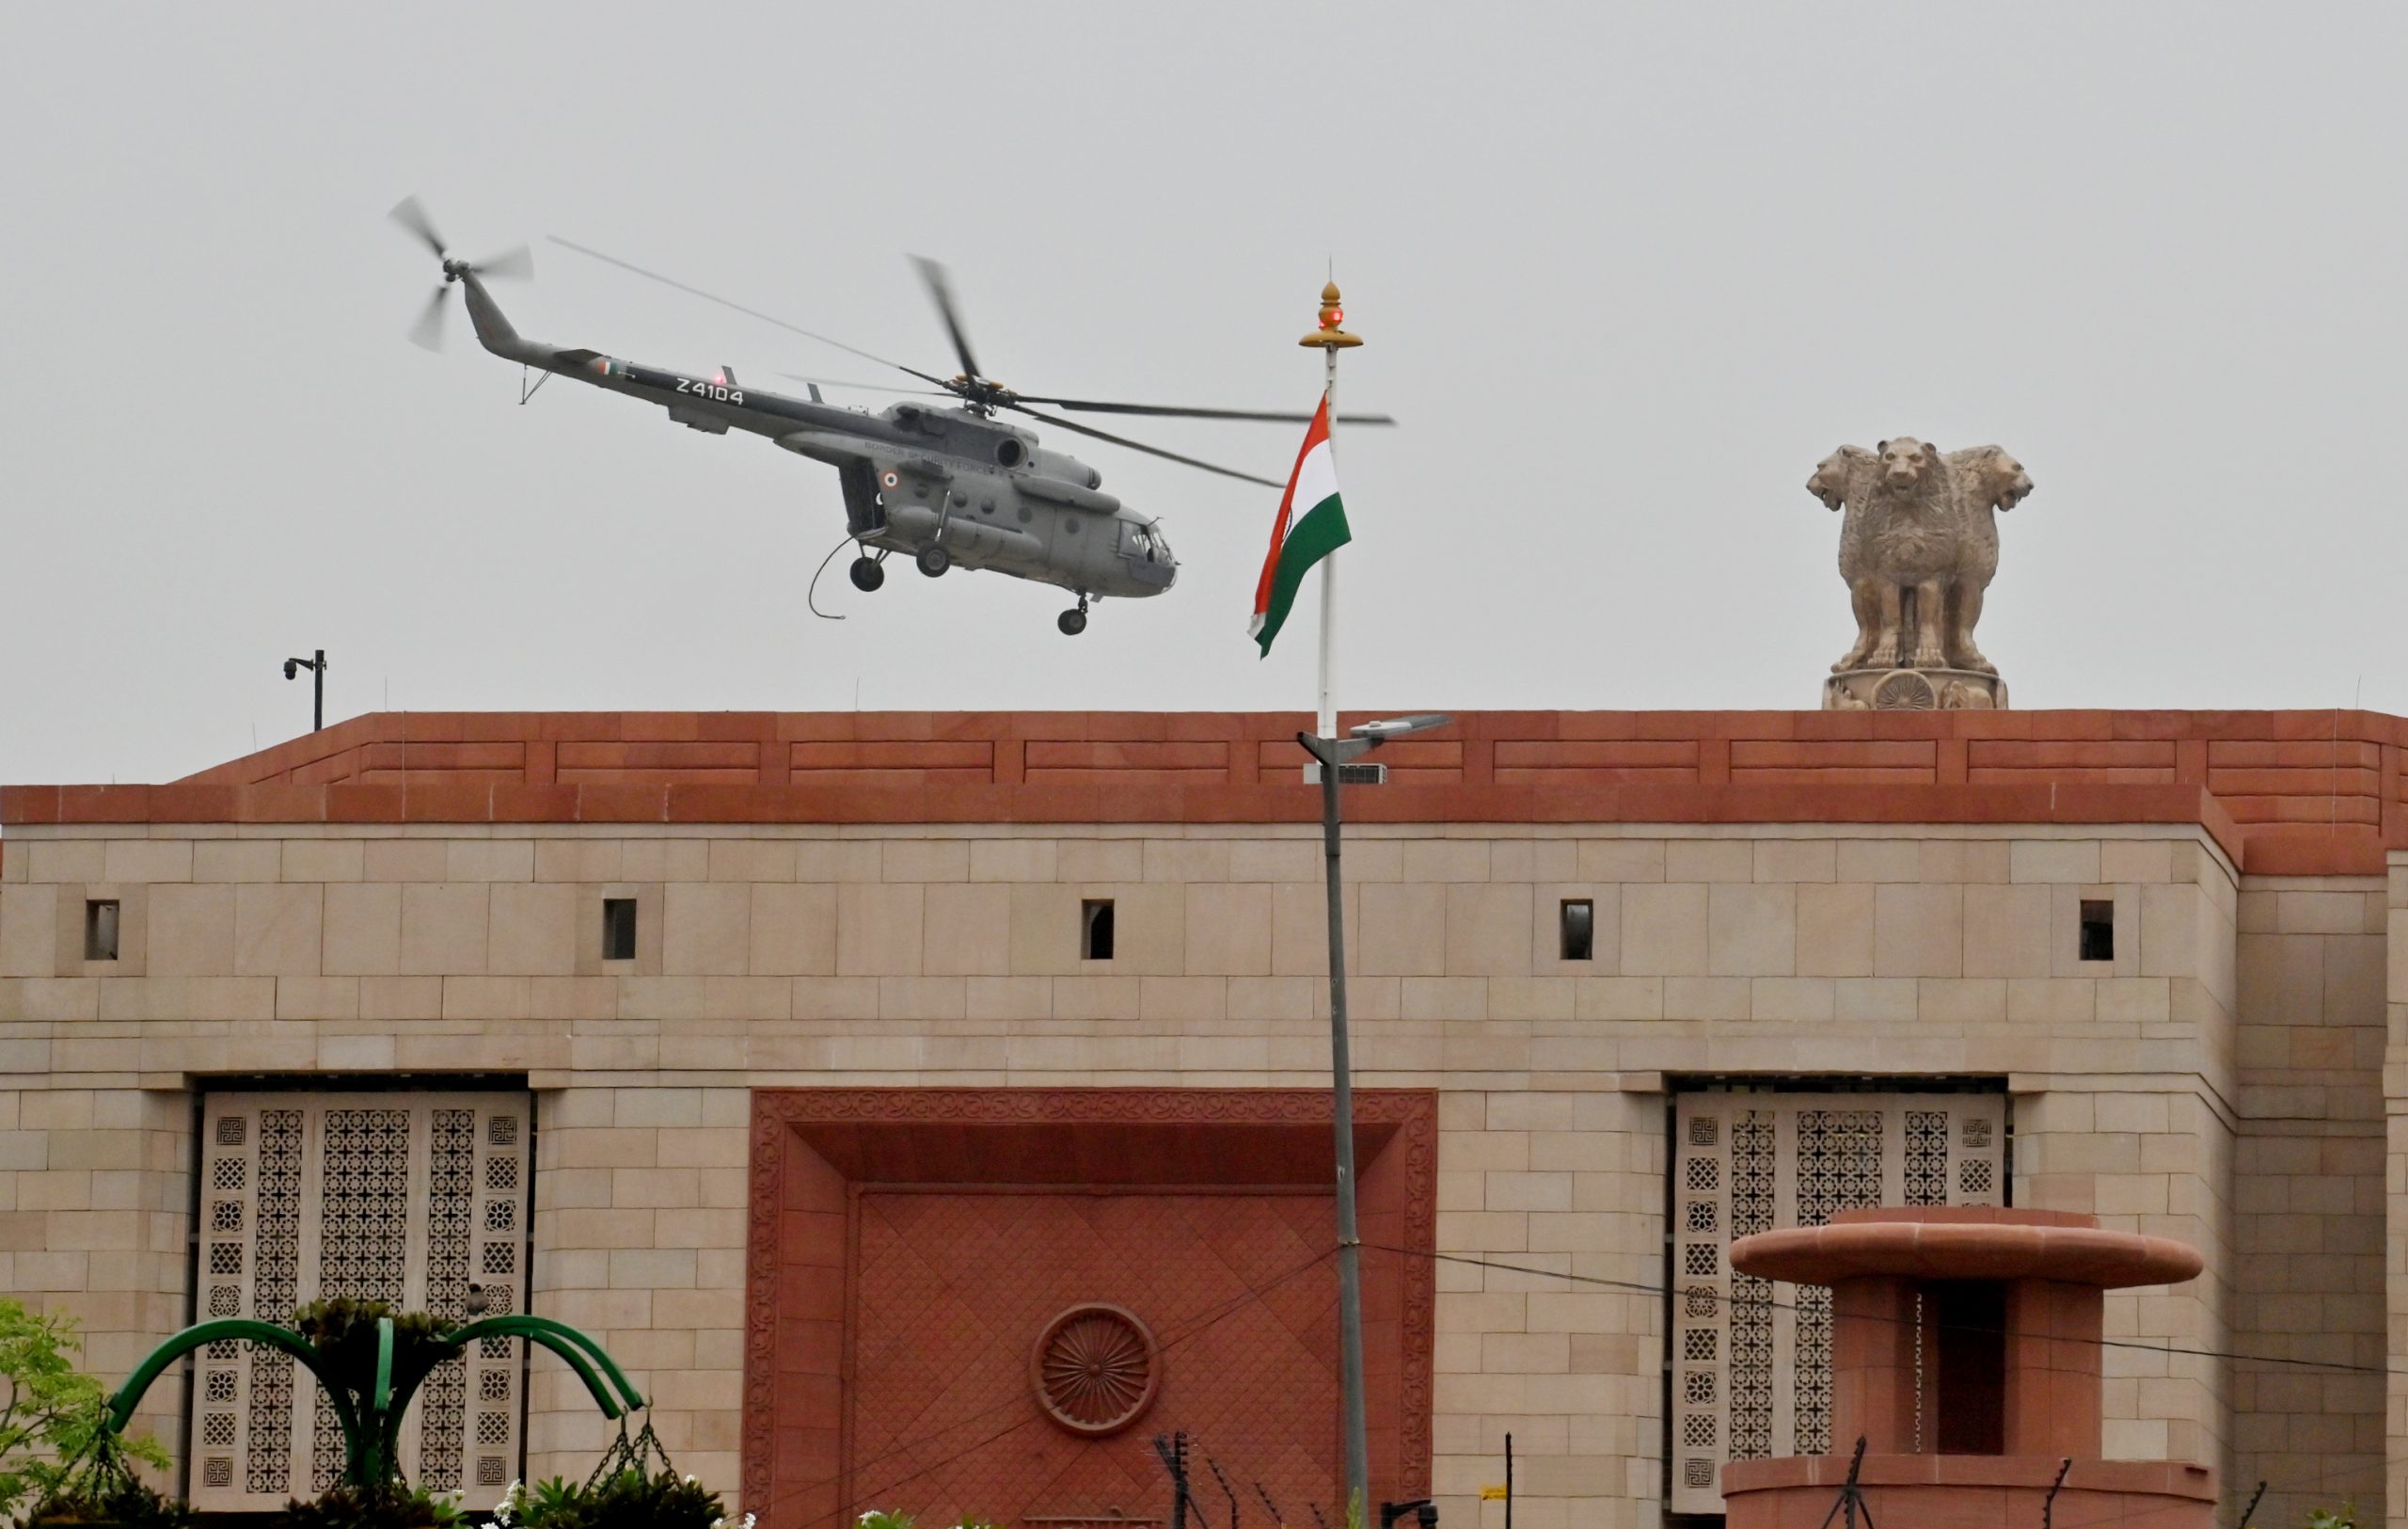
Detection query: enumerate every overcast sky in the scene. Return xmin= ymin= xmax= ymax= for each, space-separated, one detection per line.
xmin=3 ymin=4 xmax=2402 ymax=787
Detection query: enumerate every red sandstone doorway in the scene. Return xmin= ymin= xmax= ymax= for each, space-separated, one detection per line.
xmin=742 ymin=1090 xmax=1436 ymax=1529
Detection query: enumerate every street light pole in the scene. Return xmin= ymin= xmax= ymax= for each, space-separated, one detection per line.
xmin=1296 ymin=712 xmax=1453 ymax=1522
xmin=1301 ymin=728 xmax=1370 ymax=1514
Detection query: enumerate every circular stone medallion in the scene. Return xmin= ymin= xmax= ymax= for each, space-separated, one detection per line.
xmin=1872 ymin=670 xmax=1937 ymax=709
xmin=1031 ymin=1302 xmax=1161 ymax=1436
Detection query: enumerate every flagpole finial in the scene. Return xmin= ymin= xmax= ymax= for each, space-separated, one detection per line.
xmin=1300 ymin=279 xmax=1362 ymax=349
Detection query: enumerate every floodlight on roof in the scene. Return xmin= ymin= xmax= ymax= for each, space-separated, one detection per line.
xmin=1350 ymin=712 xmax=1453 ymax=741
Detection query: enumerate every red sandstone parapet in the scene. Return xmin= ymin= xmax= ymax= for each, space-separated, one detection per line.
xmin=6 ymin=708 xmax=2400 ymax=875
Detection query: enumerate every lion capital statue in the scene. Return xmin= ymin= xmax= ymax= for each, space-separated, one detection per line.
xmin=1806 ymin=437 xmax=2034 ymax=688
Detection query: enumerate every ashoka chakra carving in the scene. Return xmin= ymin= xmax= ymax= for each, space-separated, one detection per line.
xmin=1872 ymin=671 xmax=1937 ymax=710
xmin=1032 ymin=1303 xmax=1160 ymax=1436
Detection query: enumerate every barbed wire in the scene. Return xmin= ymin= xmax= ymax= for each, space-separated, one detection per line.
xmin=678 ymin=1231 xmax=2391 ymax=1529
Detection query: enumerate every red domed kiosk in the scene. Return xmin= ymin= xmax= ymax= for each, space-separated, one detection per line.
xmin=1722 ymin=1207 xmax=2216 ymax=1527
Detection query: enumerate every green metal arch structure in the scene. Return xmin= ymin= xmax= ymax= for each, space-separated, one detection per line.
xmin=441 ymin=1315 xmax=647 ymax=1415
xmin=106 ymin=1320 xmax=357 ymax=1439
xmin=104 ymin=1313 xmax=648 ymax=1494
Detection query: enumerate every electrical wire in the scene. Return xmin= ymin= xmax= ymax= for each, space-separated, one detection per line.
xmin=683 ymin=1231 xmax=2392 ymax=1528
xmin=768 ymin=1244 xmax=1339 ymax=1529
xmin=1364 ymin=1243 xmax=2392 ymax=1378
xmin=833 ymin=1251 xmax=1340 ymax=1524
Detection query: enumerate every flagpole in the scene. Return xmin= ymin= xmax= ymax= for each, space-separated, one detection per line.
xmin=1297 ymin=280 xmax=1367 ymax=1521
xmin=1318 ymin=340 xmax=1339 ymax=740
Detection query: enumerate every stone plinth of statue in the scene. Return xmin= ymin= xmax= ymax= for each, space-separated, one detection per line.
xmin=1720 ymin=1207 xmax=2214 ymax=1528
xmin=1825 ymin=666 xmax=2007 ymax=712
xmin=1807 ymin=438 xmax=2033 ymax=710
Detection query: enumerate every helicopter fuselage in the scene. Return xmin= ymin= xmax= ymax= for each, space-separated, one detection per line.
xmin=456 ymin=273 xmax=1177 ymax=601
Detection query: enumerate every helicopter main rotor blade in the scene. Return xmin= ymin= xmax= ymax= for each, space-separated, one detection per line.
xmin=388 ymin=194 xmax=447 ymax=259
xmin=407 ymin=285 xmax=452 ymax=352
xmin=776 ymin=374 xmax=955 ymax=397
xmin=1002 ymin=402 xmax=1280 ymax=488
xmin=472 ymin=244 xmax=533 ymax=281
xmin=549 ymin=235 xmax=952 ymax=390
xmin=910 ymin=255 xmax=982 ymax=384
xmin=1010 ymin=396 xmax=1398 ymax=426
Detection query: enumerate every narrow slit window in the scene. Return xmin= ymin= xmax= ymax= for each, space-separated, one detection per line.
xmin=1081 ymin=899 xmax=1116 ymax=962
xmin=2078 ymin=899 xmax=2115 ymax=963
xmin=84 ymin=900 xmax=120 ymax=962
xmin=602 ymin=898 xmax=638 ymax=962
xmin=1560 ymin=899 xmax=1594 ymax=962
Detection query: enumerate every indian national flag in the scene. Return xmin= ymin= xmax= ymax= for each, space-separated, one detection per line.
xmin=1250 ymin=395 xmax=1352 ymax=656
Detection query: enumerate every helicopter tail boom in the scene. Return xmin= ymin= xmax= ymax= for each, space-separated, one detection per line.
xmin=457 ymin=271 xmax=542 ymax=364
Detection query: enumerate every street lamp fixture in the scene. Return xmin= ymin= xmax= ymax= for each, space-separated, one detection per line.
xmin=1294 ymin=711 xmax=1454 ymax=1518
xmin=283 ymin=649 xmax=327 ymax=732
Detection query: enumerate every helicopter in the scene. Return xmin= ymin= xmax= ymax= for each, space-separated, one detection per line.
xmin=389 ymin=197 xmax=1392 ymax=635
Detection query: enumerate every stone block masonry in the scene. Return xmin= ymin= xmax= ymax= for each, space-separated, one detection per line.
xmin=0 ymin=709 xmax=2397 ymax=1525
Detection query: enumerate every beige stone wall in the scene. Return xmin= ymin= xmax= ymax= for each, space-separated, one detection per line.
xmin=2228 ymin=877 xmax=2388 ymax=1525
xmin=529 ymin=1085 xmax=750 ymax=1493
xmin=2384 ymin=858 xmax=2408 ymax=1529
xmin=0 ymin=1082 xmax=190 ymax=1473
xmin=1432 ymin=1089 xmax=1663 ymax=1529
xmin=0 ymin=820 xmax=2289 ymax=1523
xmin=2012 ymin=1086 xmax=2236 ymax=1469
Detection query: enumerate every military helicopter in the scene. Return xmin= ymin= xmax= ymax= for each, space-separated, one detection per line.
xmin=390 ymin=197 xmax=1390 ymax=634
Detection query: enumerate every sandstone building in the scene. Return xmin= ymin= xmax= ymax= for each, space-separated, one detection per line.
xmin=0 ymin=707 xmax=2396 ymax=1525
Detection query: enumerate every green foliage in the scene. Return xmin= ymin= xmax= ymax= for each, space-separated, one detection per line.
xmin=275 ymin=1481 xmax=463 ymax=1529
xmin=577 ymin=1468 xmax=725 ymax=1529
xmin=2305 ymin=1507 xmax=2357 ymax=1529
xmin=490 ymin=1475 xmax=587 ymax=1528
xmin=24 ymin=1473 xmax=197 ymax=1528
xmin=0 ymin=1298 xmax=171 ymax=1523
xmin=291 ymin=1298 xmax=464 ymax=1422
xmin=488 ymin=1469 xmax=732 ymax=1529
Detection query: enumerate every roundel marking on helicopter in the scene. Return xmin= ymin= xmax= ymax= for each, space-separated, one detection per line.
xmin=879 ymin=471 xmax=900 ymax=489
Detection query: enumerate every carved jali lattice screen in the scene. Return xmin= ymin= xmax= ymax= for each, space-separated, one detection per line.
xmin=189 ymin=1092 xmax=532 ymax=1513
xmin=1667 ymin=1092 xmax=2005 ymax=1516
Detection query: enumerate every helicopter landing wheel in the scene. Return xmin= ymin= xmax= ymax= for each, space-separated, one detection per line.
xmin=915 ymin=544 xmax=951 ymax=578
xmin=848 ymin=555 xmax=885 ymax=592
xmin=1057 ymin=609 xmax=1088 ymax=637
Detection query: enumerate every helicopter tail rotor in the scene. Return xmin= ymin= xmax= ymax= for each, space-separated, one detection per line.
xmin=388 ymin=194 xmax=446 ymax=261
xmin=389 ymin=195 xmax=532 ymax=351
xmin=405 ymin=287 xmax=452 ymax=352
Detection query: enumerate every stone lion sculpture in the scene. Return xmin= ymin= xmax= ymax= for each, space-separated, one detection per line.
xmin=1805 ymin=438 xmax=2034 ymax=676
xmin=1810 ymin=445 xmax=1880 ymax=671
xmin=1937 ymin=444 xmax=2034 ymax=675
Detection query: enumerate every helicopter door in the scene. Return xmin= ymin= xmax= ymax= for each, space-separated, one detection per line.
xmin=836 ymin=460 xmax=886 ymax=537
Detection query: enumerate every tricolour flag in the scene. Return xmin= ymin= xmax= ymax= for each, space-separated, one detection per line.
xmin=1250 ymin=395 xmax=1352 ymax=656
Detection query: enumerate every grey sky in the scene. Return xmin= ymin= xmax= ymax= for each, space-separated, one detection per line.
xmin=4 ymin=4 xmax=2401 ymax=787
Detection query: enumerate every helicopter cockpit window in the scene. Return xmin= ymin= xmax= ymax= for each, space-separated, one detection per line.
xmin=1119 ymin=522 xmax=1149 ymax=558
xmin=1120 ymin=522 xmax=1167 ymax=563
